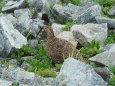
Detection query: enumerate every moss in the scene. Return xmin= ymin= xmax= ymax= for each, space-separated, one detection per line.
xmin=0 ymin=60 xmax=16 ymax=66
xmin=37 ymin=69 xmax=57 ymax=77
xmin=0 ymin=1 xmax=5 ymax=13
xmin=70 ymin=0 xmax=80 ymax=5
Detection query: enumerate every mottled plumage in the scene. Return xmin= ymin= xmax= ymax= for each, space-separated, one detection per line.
xmin=39 ymin=26 xmax=83 ymax=63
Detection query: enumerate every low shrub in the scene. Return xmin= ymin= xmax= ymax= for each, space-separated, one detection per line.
xmin=80 ymin=40 xmax=103 ymax=58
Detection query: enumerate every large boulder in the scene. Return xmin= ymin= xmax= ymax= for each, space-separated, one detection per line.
xmin=2 ymin=0 xmax=25 ymax=12
xmin=14 ymin=8 xmax=32 ymax=18
xmin=0 ymin=15 xmax=27 ymax=57
xmin=52 ymin=58 xmax=107 ymax=86
xmin=4 ymin=14 xmax=18 ymax=30
xmin=52 ymin=23 xmax=66 ymax=36
xmin=0 ymin=79 xmax=12 ymax=86
xmin=96 ymin=16 xmax=115 ymax=29
xmin=71 ymin=23 xmax=107 ymax=46
xmin=14 ymin=8 xmax=44 ymax=37
xmin=29 ymin=18 xmax=44 ymax=38
xmin=52 ymin=3 xmax=102 ymax=23
xmin=89 ymin=44 xmax=115 ymax=67
xmin=28 ymin=0 xmax=43 ymax=10
xmin=0 ymin=65 xmax=45 ymax=86
xmin=56 ymin=31 xmax=78 ymax=47
xmin=80 ymin=0 xmax=97 ymax=7
xmin=0 ymin=64 xmax=54 ymax=86
xmin=14 ymin=8 xmax=32 ymax=35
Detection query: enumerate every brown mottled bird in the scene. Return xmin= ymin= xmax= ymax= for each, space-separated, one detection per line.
xmin=39 ymin=26 xmax=83 ymax=63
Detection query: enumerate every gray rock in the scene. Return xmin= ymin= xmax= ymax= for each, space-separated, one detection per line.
xmin=52 ymin=23 xmax=66 ymax=36
xmin=108 ymin=6 xmax=115 ymax=17
xmin=22 ymin=56 xmax=34 ymax=61
xmin=2 ymin=0 xmax=12 ymax=3
xmin=14 ymin=8 xmax=44 ymax=37
xmin=19 ymin=79 xmax=54 ymax=86
xmin=0 ymin=16 xmax=27 ymax=57
xmin=0 ymin=14 xmax=17 ymax=28
xmin=1 ymin=66 xmax=24 ymax=81
xmin=0 ymin=65 xmax=45 ymax=86
xmin=96 ymin=16 xmax=115 ymax=28
xmin=52 ymin=58 xmax=107 ymax=86
xmin=80 ymin=0 xmax=97 ymax=7
xmin=43 ymin=78 xmax=54 ymax=86
xmin=28 ymin=39 xmax=38 ymax=49
xmin=16 ymin=71 xmax=44 ymax=85
xmin=2 ymin=0 xmax=25 ymax=12
xmin=28 ymin=0 xmax=43 ymax=10
xmin=89 ymin=44 xmax=115 ymax=67
xmin=52 ymin=3 xmax=102 ymax=23
xmin=71 ymin=23 xmax=107 ymax=46
xmin=9 ymin=59 xmax=18 ymax=65
xmin=29 ymin=18 xmax=44 ymax=38
xmin=5 ymin=14 xmax=18 ymax=27
xmin=37 ymin=12 xmax=43 ymax=19
xmin=14 ymin=8 xmax=32 ymax=35
xmin=21 ymin=62 xmax=30 ymax=70
xmin=42 ymin=0 xmax=60 ymax=12
xmin=56 ymin=31 xmax=78 ymax=47
xmin=94 ymin=67 xmax=111 ymax=81
xmin=14 ymin=8 xmax=32 ymax=18
xmin=101 ymin=44 xmax=115 ymax=52
xmin=0 ymin=79 xmax=12 ymax=86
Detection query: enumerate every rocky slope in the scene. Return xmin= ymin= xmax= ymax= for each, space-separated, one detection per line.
xmin=0 ymin=0 xmax=115 ymax=86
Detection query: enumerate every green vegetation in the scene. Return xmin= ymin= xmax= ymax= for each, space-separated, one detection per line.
xmin=12 ymin=82 xmax=19 ymax=86
xmin=70 ymin=0 xmax=80 ymax=5
xmin=29 ymin=7 xmax=37 ymax=15
xmin=11 ymin=45 xmax=36 ymax=59
xmin=37 ymin=68 xmax=57 ymax=77
xmin=109 ymin=76 xmax=115 ymax=86
xmin=94 ymin=0 xmax=115 ymax=15
xmin=80 ymin=40 xmax=103 ymax=58
xmin=0 ymin=59 xmax=16 ymax=66
xmin=104 ymin=30 xmax=115 ymax=45
xmin=11 ymin=44 xmax=53 ymax=66
xmin=10 ymin=44 xmax=61 ymax=77
xmin=62 ymin=22 xmax=80 ymax=31
xmin=0 ymin=1 xmax=5 ymax=12
xmin=108 ymin=66 xmax=115 ymax=86
xmin=24 ymin=0 xmax=28 ymax=4
xmin=109 ymin=66 xmax=115 ymax=74
xmin=57 ymin=1 xmax=67 ymax=6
